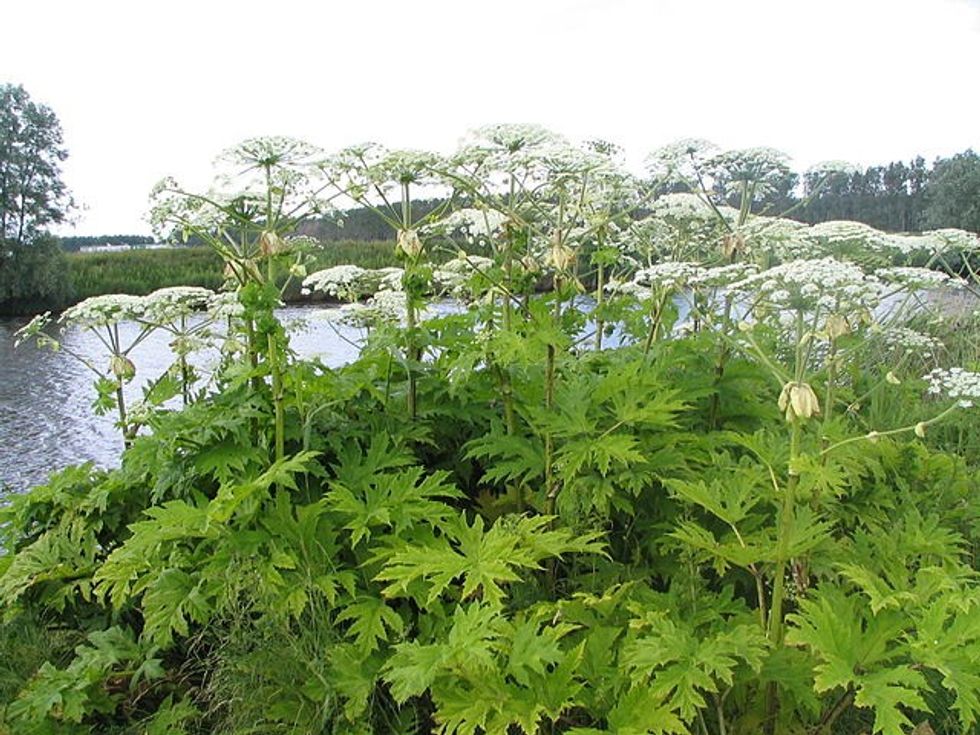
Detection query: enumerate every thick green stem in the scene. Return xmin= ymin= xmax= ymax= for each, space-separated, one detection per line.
xmin=115 ymin=382 xmax=131 ymax=448
xmin=769 ymin=421 xmax=801 ymax=643
xmin=268 ymin=332 xmax=285 ymax=464
xmin=764 ymin=420 xmax=802 ymax=732
xmin=643 ymin=294 xmax=666 ymax=357
xmin=544 ymin=342 xmax=557 ymax=513
xmin=814 ymin=689 xmax=855 ymax=735
xmin=401 ymin=180 xmax=420 ymax=420
xmin=822 ymin=345 xmax=837 ymax=428
xmin=406 ymin=299 xmax=418 ymax=420
xmin=594 ymin=261 xmax=605 ymax=351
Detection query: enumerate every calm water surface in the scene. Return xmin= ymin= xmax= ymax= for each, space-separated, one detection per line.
xmin=0 ymin=307 xmax=364 ymax=493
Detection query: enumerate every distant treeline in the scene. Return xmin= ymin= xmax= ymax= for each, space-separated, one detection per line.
xmin=59 ymin=234 xmax=155 ymax=251
xmin=793 ymin=151 xmax=979 ymax=233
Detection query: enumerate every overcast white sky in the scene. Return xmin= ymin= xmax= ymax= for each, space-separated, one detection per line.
xmin=3 ymin=0 xmax=979 ymax=235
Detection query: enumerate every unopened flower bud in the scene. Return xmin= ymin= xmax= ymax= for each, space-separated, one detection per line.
xmin=885 ymin=371 xmax=901 ymax=385
xmin=259 ymin=230 xmax=286 ymax=256
xmin=778 ymin=381 xmax=820 ymax=422
xmin=914 ymin=422 xmax=927 ymax=438
xmin=397 ymin=229 xmax=423 ymax=258
xmin=825 ymin=314 xmax=850 ymax=340
xmin=722 ymin=232 xmax=746 ymax=259
xmin=520 ymin=255 xmax=542 ymax=274
xmin=289 ymin=262 xmax=307 ymax=278
xmin=866 ymin=430 xmax=880 ymax=444
xmin=547 ymin=231 xmax=575 ymax=272
xmin=110 ymin=354 xmax=136 ymax=382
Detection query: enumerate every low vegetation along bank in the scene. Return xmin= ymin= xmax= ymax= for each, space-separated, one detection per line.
xmin=66 ymin=240 xmax=402 ymax=305
xmin=3 ymin=130 xmax=980 ymax=735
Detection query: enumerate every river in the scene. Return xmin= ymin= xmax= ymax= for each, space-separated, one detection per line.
xmin=0 ymin=306 xmax=365 ymax=493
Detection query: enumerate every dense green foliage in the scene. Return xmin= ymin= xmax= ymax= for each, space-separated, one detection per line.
xmin=924 ymin=150 xmax=980 ymax=233
xmin=0 ymin=235 xmax=71 ymax=313
xmin=4 ymin=131 xmax=980 ymax=735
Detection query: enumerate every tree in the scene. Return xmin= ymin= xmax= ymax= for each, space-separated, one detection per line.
xmin=924 ymin=149 xmax=980 ymax=233
xmin=0 ymin=84 xmax=73 ymax=313
xmin=0 ymin=84 xmax=73 ymax=244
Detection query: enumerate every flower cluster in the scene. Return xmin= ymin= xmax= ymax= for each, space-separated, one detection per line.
xmin=876 ymin=266 xmax=966 ymax=291
xmin=315 ymin=289 xmax=408 ymax=329
xmin=217 ymin=136 xmax=322 ymax=170
xmin=141 ymin=286 xmax=214 ymax=324
xmin=208 ymin=292 xmax=245 ymax=319
xmin=633 ymin=261 xmax=700 ymax=290
xmin=649 ymin=193 xmax=716 ymax=222
xmin=740 ymin=216 xmax=820 ymax=261
xmin=645 ymin=138 xmax=718 ymax=184
xmin=61 ymin=294 xmax=146 ymax=328
xmin=808 ymin=221 xmax=891 ymax=255
xmin=437 ymin=208 xmax=509 ymax=244
xmin=303 ymin=265 xmax=371 ymax=300
xmin=434 ymin=255 xmax=495 ymax=295
xmin=880 ymin=326 xmax=942 ymax=358
xmin=730 ymin=257 xmax=884 ymax=316
xmin=688 ymin=263 xmax=760 ymax=289
xmin=924 ymin=367 xmax=980 ymax=408
xmin=928 ymin=228 xmax=980 ymax=254
xmin=806 ymin=160 xmax=858 ymax=178
xmin=708 ymin=147 xmax=792 ymax=201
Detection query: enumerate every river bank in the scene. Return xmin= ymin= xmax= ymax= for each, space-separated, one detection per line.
xmin=0 ymin=241 xmax=404 ymax=317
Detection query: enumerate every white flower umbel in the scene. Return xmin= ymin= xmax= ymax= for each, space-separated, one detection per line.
xmin=434 ymin=255 xmax=495 ymax=295
xmin=141 ymin=286 xmax=214 ymax=324
xmin=808 ymin=220 xmax=891 ymax=255
xmin=649 ymin=193 xmax=716 ymax=222
xmin=437 ymin=208 xmax=508 ymax=244
xmin=633 ymin=261 xmax=700 ymax=291
xmin=879 ymin=326 xmax=942 ymax=358
xmin=314 ymin=289 xmax=408 ymax=329
xmin=927 ymin=228 xmax=980 ymax=254
xmin=208 ymin=292 xmax=245 ymax=319
xmin=741 ymin=216 xmax=820 ymax=261
xmin=218 ymin=136 xmax=323 ymax=170
xmin=924 ymin=367 xmax=980 ymax=408
xmin=645 ymin=138 xmax=718 ymax=185
xmin=375 ymin=267 xmax=406 ymax=293
xmin=605 ymin=279 xmax=652 ymax=299
xmin=688 ymin=263 xmax=760 ymax=289
xmin=61 ymin=294 xmax=146 ymax=328
xmin=876 ymin=266 xmax=967 ymax=291
xmin=708 ymin=147 xmax=792 ymax=202
xmin=805 ymin=160 xmax=858 ymax=178
xmin=303 ymin=265 xmax=371 ymax=300
xmin=730 ymin=257 xmax=884 ymax=316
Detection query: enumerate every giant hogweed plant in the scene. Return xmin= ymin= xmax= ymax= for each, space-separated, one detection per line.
xmin=148 ymin=136 xmax=339 ymax=464
xmin=2 ymin=130 xmax=980 ymax=735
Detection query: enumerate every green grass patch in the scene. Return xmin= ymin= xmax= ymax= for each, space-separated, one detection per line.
xmin=66 ymin=241 xmax=405 ymax=302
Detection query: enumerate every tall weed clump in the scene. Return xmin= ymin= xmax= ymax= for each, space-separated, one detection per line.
xmin=3 ymin=129 xmax=980 ymax=735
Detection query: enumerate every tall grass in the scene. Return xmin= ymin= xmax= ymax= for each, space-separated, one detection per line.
xmin=66 ymin=241 xmax=407 ymax=304
xmin=68 ymin=248 xmax=224 ymax=299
